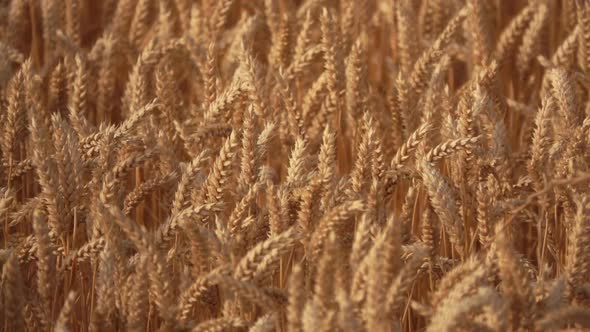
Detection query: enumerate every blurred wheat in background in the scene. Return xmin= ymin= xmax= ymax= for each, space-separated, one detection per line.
xmin=1 ymin=0 xmax=590 ymax=331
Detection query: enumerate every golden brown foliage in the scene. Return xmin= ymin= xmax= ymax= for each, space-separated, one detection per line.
xmin=1 ymin=0 xmax=590 ymax=331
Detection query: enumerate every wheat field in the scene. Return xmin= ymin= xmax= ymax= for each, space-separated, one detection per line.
xmin=1 ymin=0 xmax=590 ymax=331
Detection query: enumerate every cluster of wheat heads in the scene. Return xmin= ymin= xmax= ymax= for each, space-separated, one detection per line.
xmin=3 ymin=0 xmax=590 ymax=331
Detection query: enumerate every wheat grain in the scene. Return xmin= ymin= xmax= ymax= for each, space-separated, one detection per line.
xmin=2 ymin=2 xmax=590 ymax=331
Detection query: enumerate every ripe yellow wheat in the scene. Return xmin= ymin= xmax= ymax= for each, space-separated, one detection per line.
xmin=1 ymin=0 xmax=590 ymax=331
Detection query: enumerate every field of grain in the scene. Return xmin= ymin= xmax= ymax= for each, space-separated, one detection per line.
xmin=1 ymin=0 xmax=590 ymax=331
